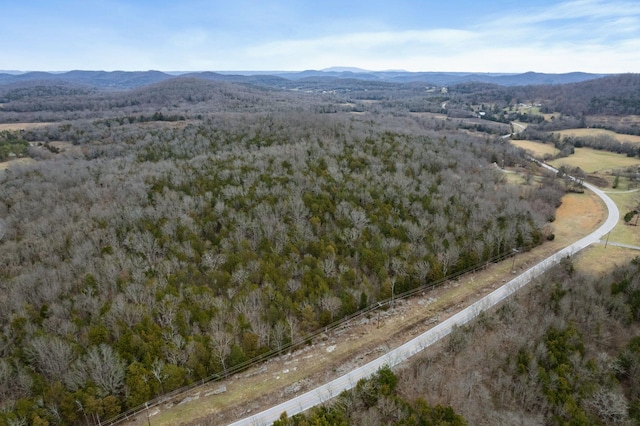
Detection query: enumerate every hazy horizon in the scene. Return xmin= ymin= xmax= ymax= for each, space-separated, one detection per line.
xmin=0 ymin=68 xmax=610 ymax=76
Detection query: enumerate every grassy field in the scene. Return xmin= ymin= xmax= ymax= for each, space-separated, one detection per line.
xmin=548 ymin=146 xmax=640 ymax=173
xmin=603 ymin=190 xmax=640 ymax=245
xmin=510 ymin=139 xmax=559 ymax=157
xmin=553 ymin=128 xmax=640 ymax=144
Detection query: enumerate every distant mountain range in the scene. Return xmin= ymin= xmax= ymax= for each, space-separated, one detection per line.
xmin=0 ymin=69 xmax=609 ymax=90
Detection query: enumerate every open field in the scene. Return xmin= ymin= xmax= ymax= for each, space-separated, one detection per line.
xmin=409 ymin=112 xmax=448 ymax=120
xmin=510 ymin=139 xmax=559 ymax=157
xmin=603 ymin=190 xmax=640 ymax=245
xmin=572 ymin=189 xmax=640 ymax=275
xmin=0 ymin=122 xmax=54 ymax=131
xmin=553 ymin=128 xmax=640 ymax=144
xmin=548 ymin=146 xmax=640 ymax=173
xmin=574 ymin=245 xmax=640 ymax=275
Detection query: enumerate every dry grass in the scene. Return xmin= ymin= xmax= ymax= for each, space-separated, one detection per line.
xmin=553 ymin=128 xmax=640 ymax=144
xmin=0 ymin=122 xmax=54 ymax=131
xmin=510 ymin=140 xmax=559 ymax=157
xmin=574 ymin=245 xmax=640 ymax=275
xmin=549 ymin=147 xmax=640 ymax=173
xmin=409 ymin=112 xmax=449 ymax=120
xmin=603 ymin=191 xmax=640 ymax=246
xmin=554 ymin=192 xmax=605 ymax=241
xmin=0 ymin=157 xmax=36 ymax=171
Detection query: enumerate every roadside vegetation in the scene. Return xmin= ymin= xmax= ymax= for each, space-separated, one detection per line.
xmin=391 ymin=256 xmax=640 ymax=425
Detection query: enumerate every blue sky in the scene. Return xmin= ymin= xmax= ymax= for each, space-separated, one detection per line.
xmin=2 ymin=0 xmax=639 ymax=73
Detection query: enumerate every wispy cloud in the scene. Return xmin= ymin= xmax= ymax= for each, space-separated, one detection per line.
xmin=1 ymin=0 xmax=639 ymax=72
xmin=233 ymin=0 xmax=640 ymax=72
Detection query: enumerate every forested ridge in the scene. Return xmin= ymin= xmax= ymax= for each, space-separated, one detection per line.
xmin=0 ymin=75 xmax=571 ymax=425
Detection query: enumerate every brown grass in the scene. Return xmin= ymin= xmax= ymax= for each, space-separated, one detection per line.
xmin=510 ymin=140 xmax=559 ymax=157
xmin=574 ymin=245 xmax=640 ymax=276
xmin=0 ymin=157 xmax=36 ymax=171
xmin=409 ymin=112 xmax=449 ymax=120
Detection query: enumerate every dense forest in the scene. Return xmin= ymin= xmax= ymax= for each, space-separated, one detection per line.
xmin=0 ymin=72 xmax=638 ymax=425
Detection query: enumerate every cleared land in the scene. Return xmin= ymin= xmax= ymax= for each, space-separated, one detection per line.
xmin=510 ymin=139 xmax=559 ymax=157
xmin=604 ymin=190 xmax=640 ymax=246
xmin=0 ymin=157 xmax=36 ymax=172
xmin=553 ymin=128 xmax=640 ymax=144
xmin=0 ymin=122 xmax=54 ymax=131
xmin=549 ymin=146 xmax=640 ymax=173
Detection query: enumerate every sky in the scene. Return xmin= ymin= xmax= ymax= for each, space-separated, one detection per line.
xmin=2 ymin=0 xmax=640 ymax=73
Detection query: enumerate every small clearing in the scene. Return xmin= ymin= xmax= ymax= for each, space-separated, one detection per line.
xmin=510 ymin=139 xmax=559 ymax=157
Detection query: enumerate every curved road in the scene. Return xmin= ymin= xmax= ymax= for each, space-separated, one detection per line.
xmin=230 ymin=165 xmax=619 ymax=426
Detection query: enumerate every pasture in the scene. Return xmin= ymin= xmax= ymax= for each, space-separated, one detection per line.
xmin=510 ymin=139 xmax=559 ymax=157
xmin=548 ymin=147 xmax=640 ymax=173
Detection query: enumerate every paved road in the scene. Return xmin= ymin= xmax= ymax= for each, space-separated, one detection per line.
xmin=229 ymin=164 xmax=619 ymax=426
